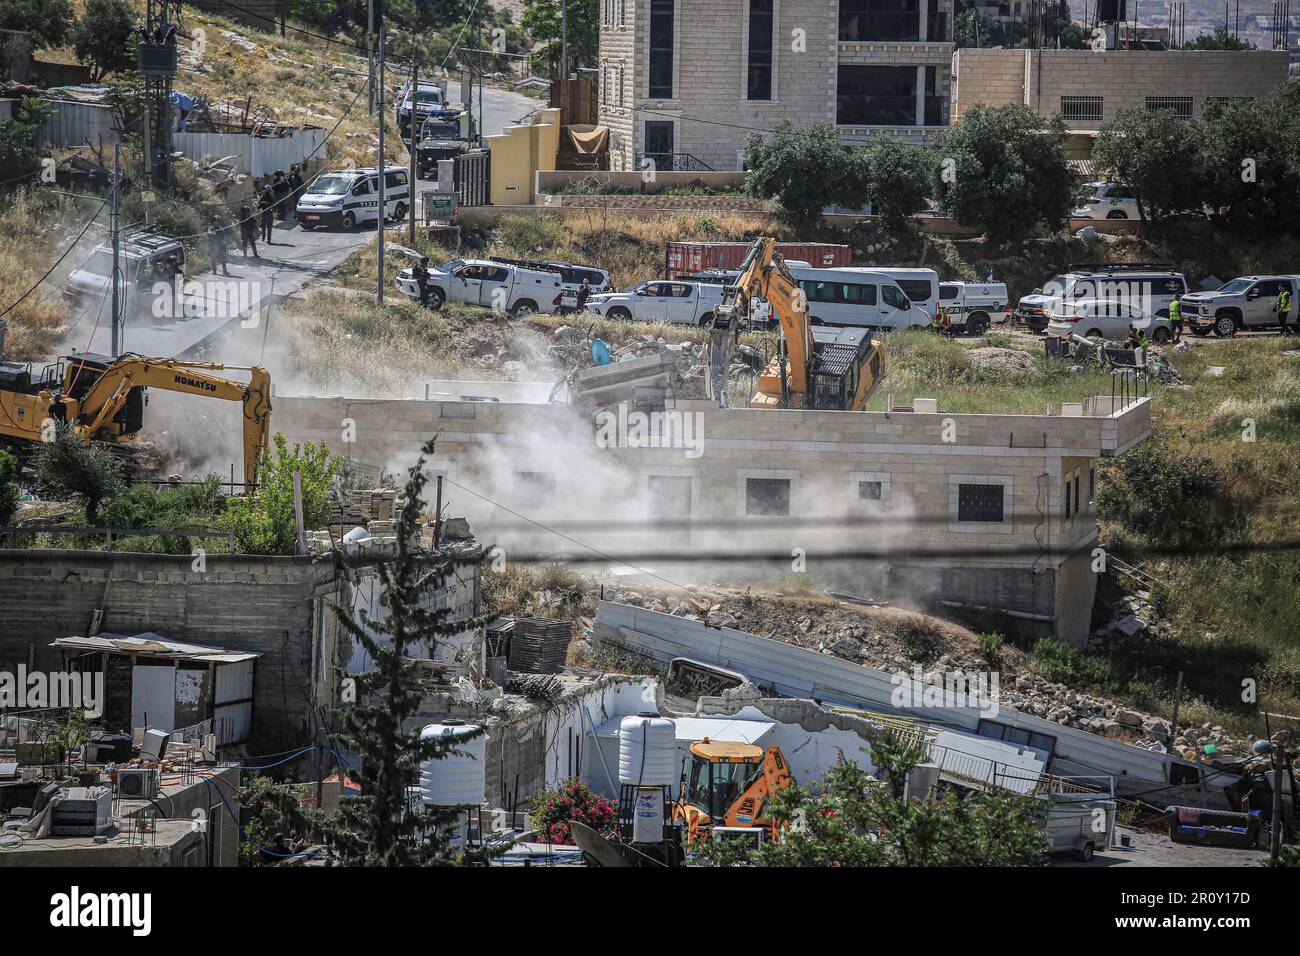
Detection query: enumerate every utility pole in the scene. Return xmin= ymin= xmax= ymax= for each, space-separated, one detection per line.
xmin=110 ymin=144 xmax=122 ymax=357
xmin=377 ymin=23 xmax=386 ymax=305
xmin=408 ymin=54 xmax=418 ymax=246
xmin=367 ymin=0 xmax=375 ymax=115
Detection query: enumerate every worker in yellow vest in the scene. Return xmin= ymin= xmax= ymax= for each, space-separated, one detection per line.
xmin=1168 ymin=294 xmax=1182 ymax=342
xmin=1278 ymin=286 xmax=1293 ymax=335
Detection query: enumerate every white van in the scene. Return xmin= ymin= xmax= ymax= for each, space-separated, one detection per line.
xmin=861 ymin=268 xmax=940 ymax=320
xmin=937 ymin=280 xmax=1011 ymax=335
xmin=296 ymin=166 xmax=411 ymax=230
xmin=787 ymin=266 xmax=931 ymax=331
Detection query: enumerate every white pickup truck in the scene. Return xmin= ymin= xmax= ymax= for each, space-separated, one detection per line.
xmin=1180 ymin=275 xmax=1300 ymax=337
xmin=394 ymin=257 xmax=563 ymax=318
xmin=584 ymin=280 xmax=726 ymax=325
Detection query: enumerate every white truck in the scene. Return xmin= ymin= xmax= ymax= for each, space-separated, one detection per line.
xmin=937 ymin=280 xmax=1011 ymax=336
xmin=584 ymin=280 xmax=726 ymax=325
xmin=394 ymin=257 xmax=564 ymax=318
xmin=1180 ymin=275 xmax=1300 ymax=337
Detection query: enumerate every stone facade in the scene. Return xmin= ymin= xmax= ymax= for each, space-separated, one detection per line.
xmin=598 ymin=0 xmax=955 ymax=172
xmin=953 ymin=48 xmax=1291 ymax=130
xmin=273 ymin=391 xmax=1152 ymax=645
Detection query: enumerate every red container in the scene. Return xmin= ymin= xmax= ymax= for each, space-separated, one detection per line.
xmin=664 ymin=241 xmax=853 ymax=279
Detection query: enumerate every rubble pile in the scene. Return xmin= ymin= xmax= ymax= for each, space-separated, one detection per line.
xmin=596 ymin=582 xmax=1255 ymax=761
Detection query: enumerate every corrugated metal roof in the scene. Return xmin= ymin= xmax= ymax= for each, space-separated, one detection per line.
xmin=53 ymin=632 xmax=261 ymax=663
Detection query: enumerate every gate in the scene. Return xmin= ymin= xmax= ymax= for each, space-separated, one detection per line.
xmin=455 ymin=150 xmax=491 ymax=206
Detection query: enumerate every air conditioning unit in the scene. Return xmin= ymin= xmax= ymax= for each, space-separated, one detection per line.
xmin=117 ymin=767 xmax=160 ymax=800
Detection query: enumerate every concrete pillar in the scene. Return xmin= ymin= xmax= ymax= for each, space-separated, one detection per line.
xmin=916 ymin=65 xmax=926 ymax=126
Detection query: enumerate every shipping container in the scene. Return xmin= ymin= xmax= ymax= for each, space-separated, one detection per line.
xmin=664 ymin=241 xmax=852 ymax=279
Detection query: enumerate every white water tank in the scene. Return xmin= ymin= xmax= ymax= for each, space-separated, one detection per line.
xmin=618 ymin=713 xmax=677 ymax=787
xmin=419 ymin=721 xmax=486 ymax=806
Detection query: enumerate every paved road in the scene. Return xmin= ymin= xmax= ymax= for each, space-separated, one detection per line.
xmin=54 ymin=87 xmax=538 ymax=362
xmin=1055 ymin=825 xmax=1268 ymax=867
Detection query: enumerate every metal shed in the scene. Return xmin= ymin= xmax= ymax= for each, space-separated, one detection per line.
xmin=53 ymin=633 xmax=259 ymax=745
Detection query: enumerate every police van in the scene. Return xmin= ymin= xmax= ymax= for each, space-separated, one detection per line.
xmin=937 ymin=280 xmax=1011 ymax=336
xmin=295 ymin=166 xmax=411 ymax=230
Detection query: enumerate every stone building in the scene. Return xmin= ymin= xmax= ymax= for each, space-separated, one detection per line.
xmin=597 ymin=0 xmax=955 ymax=172
xmin=274 ymin=388 xmax=1152 ymax=646
xmin=952 ymin=48 xmax=1291 ymax=130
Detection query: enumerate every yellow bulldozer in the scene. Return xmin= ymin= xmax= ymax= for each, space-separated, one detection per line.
xmin=0 ymin=351 xmax=272 ymax=487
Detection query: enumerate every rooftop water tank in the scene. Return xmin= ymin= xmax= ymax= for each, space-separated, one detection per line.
xmin=419 ymin=720 xmax=485 ymax=806
xmin=618 ymin=713 xmax=677 ymax=787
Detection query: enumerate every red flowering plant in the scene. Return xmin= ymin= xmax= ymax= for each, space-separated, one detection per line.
xmin=528 ymin=778 xmax=617 ymax=845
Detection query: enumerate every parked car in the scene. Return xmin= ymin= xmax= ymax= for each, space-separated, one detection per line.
xmin=394 ymin=257 xmax=564 ymax=317
xmin=397 ymin=81 xmax=448 ymax=142
xmin=1072 ymin=182 xmax=1141 ymax=221
xmin=585 ymin=280 xmax=725 ymax=325
xmin=1016 ymin=265 xmax=1188 ymax=332
xmin=1180 ymin=275 xmax=1300 ymax=337
xmin=65 ymin=230 xmax=185 ymax=313
xmin=296 ymin=166 xmax=410 ymax=229
xmin=1045 ymin=298 xmax=1174 ymax=343
xmin=937 ymin=280 xmax=1011 ymax=336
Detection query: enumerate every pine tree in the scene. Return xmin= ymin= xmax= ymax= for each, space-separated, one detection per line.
xmin=323 ymin=438 xmax=494 ymax=865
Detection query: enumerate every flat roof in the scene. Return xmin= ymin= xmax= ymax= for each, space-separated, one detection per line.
xmin=53 ymin=632 xmax=260 ymax=664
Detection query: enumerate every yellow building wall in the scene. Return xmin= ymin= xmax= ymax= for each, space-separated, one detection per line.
xmin=488 ymin=107 xmax=560 ymax=206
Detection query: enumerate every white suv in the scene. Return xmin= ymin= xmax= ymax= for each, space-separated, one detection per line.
xmin=1072 ymin=182 xmax=1141 ymax=221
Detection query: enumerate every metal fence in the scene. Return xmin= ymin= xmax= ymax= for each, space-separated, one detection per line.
xmin=174 ymin=128 xmax=328 ymax=178
xmin=37 ymin=100 xmax=120 ymax=149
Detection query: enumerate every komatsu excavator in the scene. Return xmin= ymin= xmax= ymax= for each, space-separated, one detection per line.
xmin=0 ymin=351 xmax=272 ymax=487
xmin=706 ymin=236 xmax=885 ymax=410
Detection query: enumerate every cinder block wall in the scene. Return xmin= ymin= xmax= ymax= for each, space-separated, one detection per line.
xmin=0 ymin=551 xmax=335 ymax=746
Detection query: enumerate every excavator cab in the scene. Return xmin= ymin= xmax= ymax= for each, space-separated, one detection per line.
xmin=683 ymin=741 xmax=765 ymax=823
xmin=675 ymin=740 xmax=793 ymax=844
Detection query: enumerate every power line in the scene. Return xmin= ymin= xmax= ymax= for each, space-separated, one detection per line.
xmin=0 ymin=200 xmax=108 ymax=319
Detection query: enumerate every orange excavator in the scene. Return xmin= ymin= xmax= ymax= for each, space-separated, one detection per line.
xmin=673 ymin=739 xmax=794 ymax=844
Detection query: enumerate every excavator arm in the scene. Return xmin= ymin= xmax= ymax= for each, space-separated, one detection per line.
xmin=713 ymin=237 xmax=814 ymax=403
xmin=66 ymin=357 xmax=272 ymax=488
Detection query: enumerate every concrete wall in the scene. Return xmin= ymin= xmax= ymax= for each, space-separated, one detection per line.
xmin=953 ymin=49 xmax=1292 ymax=130
xmin=599 ymin=0 xmax=954 ymax=171
xmin=487 ymin=108 xmax=561 ymax=205
xmin=273 ymin=393 xmax=1152 ymax=641
xmin=536 ymin=169 xmax=748 ymax=194
xmin=0 ymin=551 xmax=338 ymax=748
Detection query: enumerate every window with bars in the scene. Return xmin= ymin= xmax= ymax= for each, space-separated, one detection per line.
xmin=957 ymin=483 xmax=1004 ymax=523
xmin=1060 ymin=95 xmax=1103 ymax=122
xmin=745 ymin=477 xmax=791 ymax=516
xmin=1146 ymin=96 xmax=1193 ymax=119
xmin=747 ymin=0 xmax=775 ymax=101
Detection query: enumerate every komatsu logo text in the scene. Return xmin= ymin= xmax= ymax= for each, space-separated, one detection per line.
xmin=174 ymin=375 xmax=217 ymax=392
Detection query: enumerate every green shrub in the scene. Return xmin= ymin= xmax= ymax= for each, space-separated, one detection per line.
xmin=1030 ymin=638 xmax=1112 ymax=689
xmin=218 ymin=434 xmax=340 ymax=554
xmin=1097 ymin=438 xmax=1247 ymax=548
xmin=977 ymin=631 xmax=1004 ymax=665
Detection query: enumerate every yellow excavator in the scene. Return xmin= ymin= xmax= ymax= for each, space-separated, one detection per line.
xmin=707 ymin=236 xmax=885 ymax=410
xmin=0 ymin=352 xmax=272 ymax=487
xmin=673 ymin=739 xmax=794 ymax=845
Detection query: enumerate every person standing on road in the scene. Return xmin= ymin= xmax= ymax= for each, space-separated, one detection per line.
xmin=238 ymin=205 xmax=258 ymax=258
xmin=207 ymin=216 xmax=231 ymax=276
xmin=1277 ymin=285 xmax=1293 ymax=335
xmin=288 ymin=164 xmax=305 ymax=213
xmin=1168 ymin=293 xmax=1183 ymax=342
xmin=272 ymin=170 xmax=291 ymax=222
xmin=575 ymin=277 xmax=592 ymax=314
xmin=413 ymin=256 xmax=432 ymax=306
xmin=259 ymin=183 xmax=276 ymax=243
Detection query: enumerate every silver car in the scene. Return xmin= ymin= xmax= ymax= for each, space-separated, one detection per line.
xmin=1045 ymin=298 xmax=1175 ymax=343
